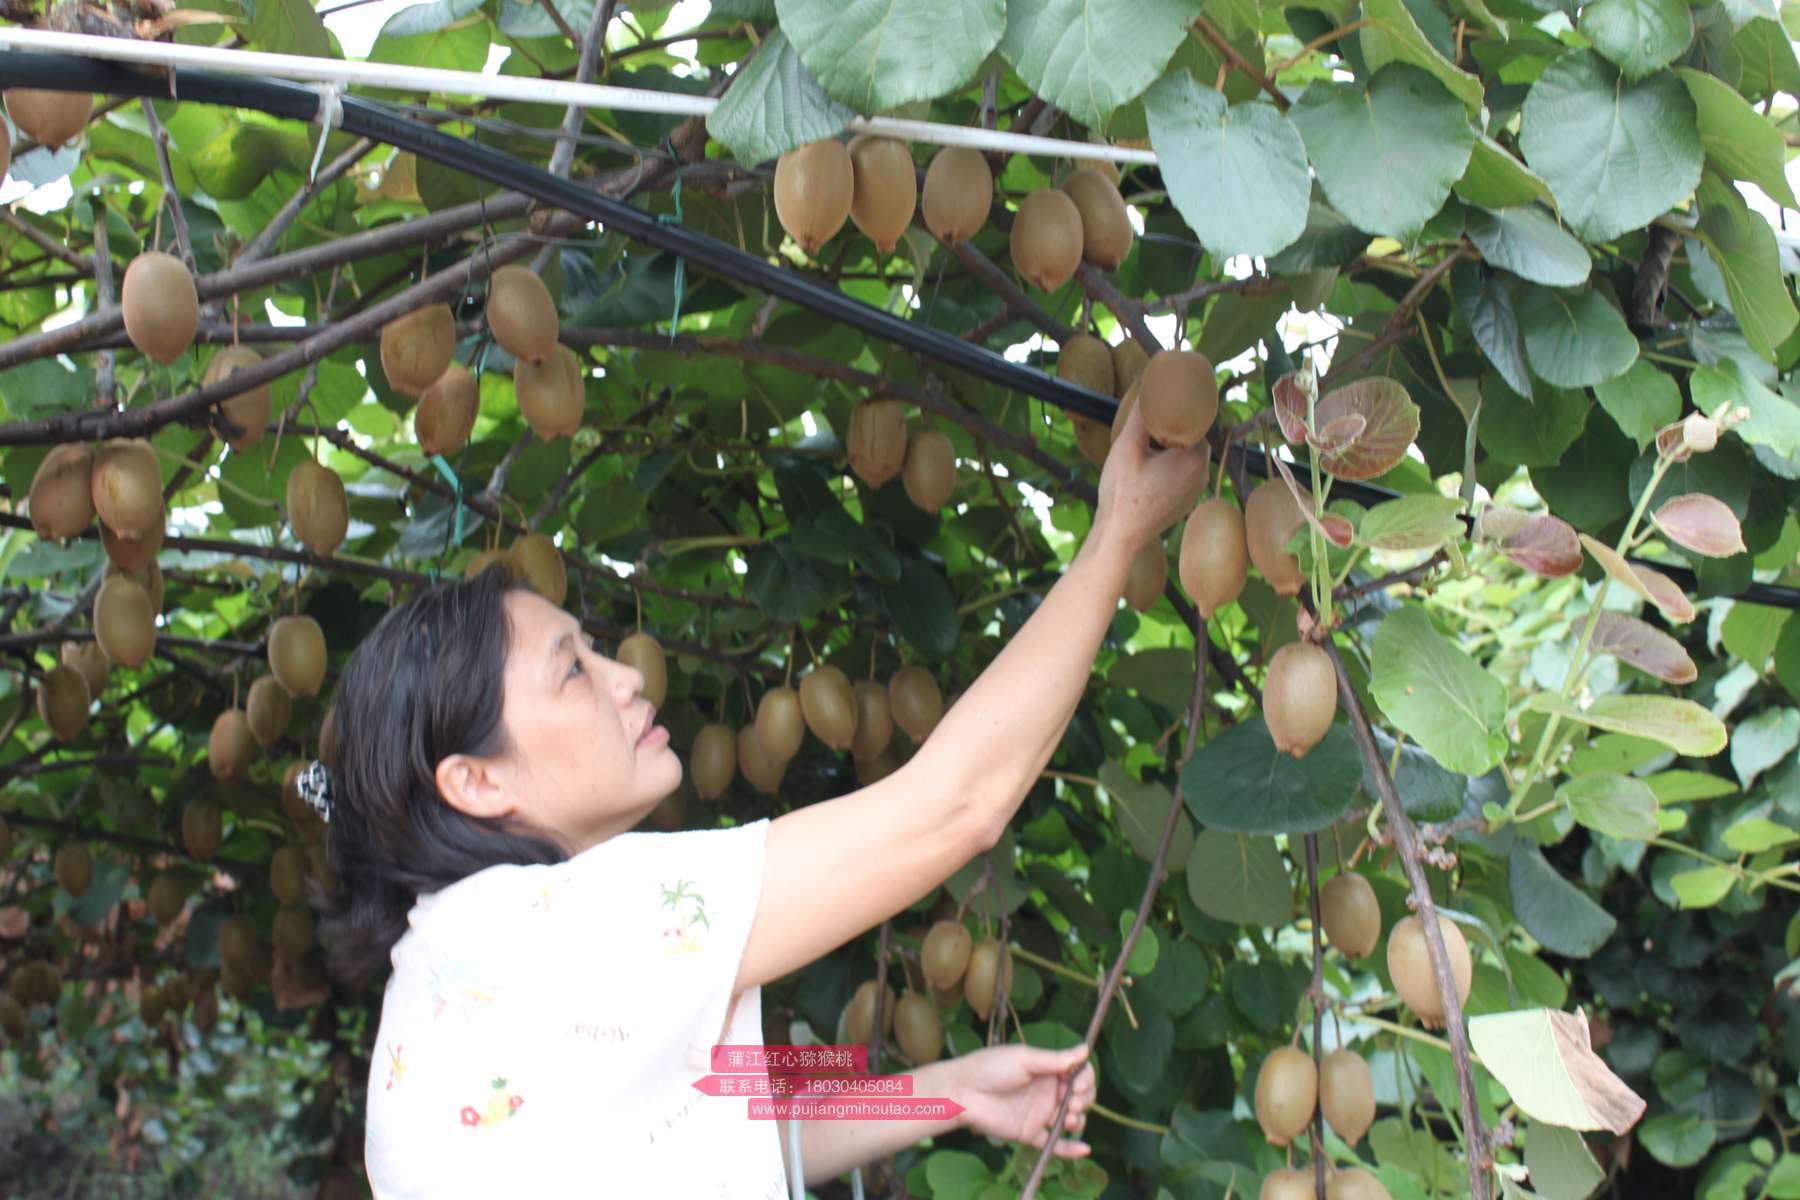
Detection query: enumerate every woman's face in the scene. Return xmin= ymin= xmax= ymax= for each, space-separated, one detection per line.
xmin=491 ymin=589 xmax=681 ymax=851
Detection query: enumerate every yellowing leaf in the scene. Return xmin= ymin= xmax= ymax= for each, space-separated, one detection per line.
xmin=1467 ymin=1008 xmax=1647 ymax=1134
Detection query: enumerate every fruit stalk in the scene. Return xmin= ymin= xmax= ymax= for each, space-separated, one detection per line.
xmin=1306 ymin=833 xmax=1327 ymax=1197
xmin=138 ymin=99 xmax=199 ymax=280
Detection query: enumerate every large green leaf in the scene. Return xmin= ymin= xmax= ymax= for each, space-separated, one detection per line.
xmin=1677 ymin=68 xmax=1798 ymax=206
xmin=1289 ymin=65 xmax=1475 ymax=241
xmin=1579 ymin=0 xmax=1694 ymax=79
xmin=1370 ymin=607 xmax=1508 ymax=775
xmin=1357 ymin=0 xmax=1484 ymax=111
xmin=1453 ymin=261 xmax=1534 ymax=400
xmin=774 ymin=0 xmax=1005 ymax=113
xmin=1467 ymin=1006 xmax=1646 ymax=1129
xmin=1518 ymin=54 xmax=1703 ymax=243
xmin=249 ymin=0 xmax=334 ymax=57
xmin=1689 ymin=173 xmax=1800 ymax=361
xmin=1184 ymin=830 xmax=1293 ymax=927
xmin=1729 ymin=705 xmax=1800 ymax=788
xmin=1690 ymin=359 xmax=1800 ymax=460
xmin=705 ymin=30 xmax=856 ymax=165
xmin=881 ymin=558 xmax=959 ymax=659
xmin=1465 ymin=207 xmax=1592 ymax=289
xmin=1559 ymin=773 xmax=1662 ymax=840
xmin=1358 ymin=494 xmax=1465 ymax=552
xmin=1142 ymin=78 xmax=1310 ymax=258
xmin=998 ymin=0 xmax=1196 ymax=129
xmin=1101 ymin=761 xmax=1196 ymax=870
xmin=1509 ymin=843 xmax=1620 ymax=958
xmin=1524 ymin=1121 xmax=1608 ymax=1200
xmin=1525 ymin=693 xmax=1729 ymax=756
xmin=1593 ymin=358 xmax=1681 ymax=449
xmin=1455 ymin=134 xmax=1556 ymax=209
xmin=1516 ymin=285 xmax=1640 ymax=388
xmin=1180 ymin=717 xmax=1361 ymax=835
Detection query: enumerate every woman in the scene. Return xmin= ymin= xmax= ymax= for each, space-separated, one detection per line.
xmin=317 ymin=400 xmax=1208 ymax=1197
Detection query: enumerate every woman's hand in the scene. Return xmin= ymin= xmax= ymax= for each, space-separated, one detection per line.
xmin=1092 ymin=390 xmax=1213 ymax=556
xmin=948 ymin=1042 xmax=1098 ymax=1158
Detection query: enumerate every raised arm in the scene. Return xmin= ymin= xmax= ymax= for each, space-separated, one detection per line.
xmin=734 ymin=401 xmax=1209 ymax=994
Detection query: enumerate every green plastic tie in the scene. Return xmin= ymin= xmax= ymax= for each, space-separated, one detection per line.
xmin=657 ymin=136 xmax=685 ymax=344
xmin=430 ymin=453 xmax=465 ymax=581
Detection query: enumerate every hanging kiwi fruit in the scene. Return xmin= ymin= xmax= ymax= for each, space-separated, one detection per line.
xmin=1111 ymin=339 xmax=1150 ymax=398
xmin=94 ymin=573 xmax=156 ymax=668
xmin=287 ymin=459 xmax=349 ymax=558
xmin=774 ymin=139 xmax=854 ymax=255
xmin=379 ymin=302 xmax=456 ymax=397
xmin=100 ymin=518 xmax=162 ymax=573
xmin=616 ymin=632 xmax=667 ymax=709
xmin=921 ymin=921 xmax=973 ymax=991
xmin=1122 ymin=538 xmax=1167 ymax=613
xmin=3 ymin=88 xmax=94 ymax=148
xmin=1387 ymin=913 xmax=1472 ymax=1029
xmin=736 ymin=724 xmax=785 ymax=796
xmin=1138 ymin=351 xmax=1219 ymax=449
xmin=515 ymin=343 xmax=584 ymax=440
xmin=850 ymin=680 xmax=893 ymax=762
xmin=901 ymin=430 xmax=957 ymax=515
xmin=1058 ymin=334 xmax=1119 ymax=469
xmin=755 ymin=685 xmax=805 ymax=765
xmin=147 ymin=873 xmax=189 ymax=927
xmin=120 ymin=252 xmax=199 ymax=365
xmin=273 ymin=906 xmax=315 ymax=957
xmin=1320 ymin=872 xmax=1380 ymax=960
xmin=855 ymin=743 xmax=903 ymax=786
xmin=1245 ymin=478 xmax=1310 ymax=597
xmin=268 ymin=615 xmax=327 ymax=698
xmin=27 ymin=444 xmax=95 ymax=541
xmin=91 ymin=439 xmax=163 ymax=544
xmin=269 ymin=846 xmax=308 ymax=906
xmin=1060 ymin=167 xmax=1133 ymax=270
xmin=1179 ymin=498 xmax=1249 ymax=621
xmin=464 ymin=547 xmax=515 ymax=582
xmin=844 ymin=979 xmax=895 ymax=1046
xmin=53 ymin=842 xmax=93 ymax=897
xmin=1264 ymin=641 xmax=1337 ymax=758
xmin=893 ymin=992 xmax=942 ymax=1064
xmin=209 ymin=708 xmax=256 ymax=784
xmin=0 ymin=995 xmax=25 ymax=1041
xmin=182 ymin=799 xmax=222 ymax=861
xmin=1326 ymin=1168 xmax=1393 ymax=1200
xmin=1261 ymin=1168 xmax=1317 ymax=1200
xmin=203 ymin=346 xmax=273 ymax=451
xmin=1319 ymin=1049 xmax=1376 ymax=1146
xmin=1009 ymin=188 xmax=1084 ymax=293
xmin=510 ymin=534 xmax=566 ymax=606
xmin=36 ymin=664 xmax=90 ymax=742
xmin=847 ymin=136 xmax=917 ymax=255
xmin=798 ymin=666 xmax=857 ymax=753
xmin=218 ymin=915 xmax=259 ymax=975
xmin=485 ymin=265 xmax=560 ymax=364
xmin=963 ymin=938 xmax=1012 ymax=1021
xmin=416 ymin=365 xmax=479 ymax=456
xmin=1253 ymin=1045 xmax=1318 ymax=1147
xmin=246 ymin=676 xmax=292 ymax=748
xmin=887 ymin=666 xmax=942 ymax=744
xmin=920 ymin=146 xmax=992 ymax=245
xmin=690 ymin=724 xmax=737 ymax=801
xmin=848 ymin=398 xmax=908 ymax=490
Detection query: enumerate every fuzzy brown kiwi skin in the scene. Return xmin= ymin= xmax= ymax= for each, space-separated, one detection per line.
xmin=893 ymin=992 xmax=942 ymax=1064
xmin=1245 ymin=478 xmax=1310 ymax=597
xmin=94 ymin=574 xmax=156 ymax=668
xmin=1260 ymin=1168 xmax=1317 ymax=1200
xmin=246 ymin=676 xmax=293 ymax=748
xmin=755 ymin=686 xmax=806 ymax=764
xmin=848 ymin=399 xmax=908 ymax=490
xmin=61 ymin=641 xmax=109 ymax=700
xmin=416 ymin=366 xmax=479 ymax=456
xmin=37 ymin=665 xmax=90 ymax=742
xmin=1060 ymin=167 xmax=1134 ymax=270
xmin=690 ymin=724 xmax=737 ymax=800
xmin=962 ymin=939 xmax=1012 ymax=1020
xmin=3 ymin=89 xmax=94 ymax=149
xmin=204 ymin=346 xmax=274 ymax=451
xmin=850 ymin=681 xmax=894 ymax=762
xmin=1009 ymin=189 xmax=1084 ymax=293
xmin=1326 ymin=1168 xmax=1393 ymax=1200
xmin=209 ymin=709 xmax=256 ymax=785
xmin=901 ymin=430 xmax=957 ymax=515
xmin=736 ymin=725 xmax=785 ymax=795
xmin=1319 ymin=1049 xmax=1376 ymax=1146
xmin=1123 ymin=539 xmax=1167 ymax=613
xmin=286 ymin=460 xmax=349 ymax=558
xmin=921 ymin=921 xmax=974 ymax=991
xmin=615 ymin=632 xmax=667 ymax=710
xmin=120 ymin=252 xmax=199 ymax=366
xmin=798 ymin=666 xmax=857 ymax=752
xmin=1387 ymin=914 xmax=1472 ymax=1029
xmin=268 ymin=615 xmax=327 ymax=698
xmin=1138 ymin=350 xmax=1220 ymax=450
xmin=182 ymin=800 xmax=222 ymax=862
xmin=28 ymin=445 xmax=96 ymax=542
xmin=485 ymin=266 xmax=560 ymax=364
xmin=887 ymin=666 xmax=943 ymax=743
xmin=1320 ymin=872 xmax=1381 ymax=959
xmin=1179 ymin=498 xmax=1249 ymax=620
xmin=920 ymin=147 xmax=992 ymax=245
xmin=510 ymin=534 xmax=567 ymax=607
xmin=774 ymin=140 xmax=854 ymax=256
xmin=91 ymin=440 xmax=164 ymax=543
xmin=379 ymin=303 xmax=456 ymax=397
xmin=847 ymin=136 xmax=918 ymax=255
xmin=1253 ymin=1045 xmax=1318 ymax=1147
xmin=844 ymin=980 xmax=895 ymax=1045
xmin=54 ymin=843 xmax=93 ymax=897
xmin=1264 ymin=641 xmax=1338 ymax=758
xmin=515 ymin=344 xmax=584 ymax=440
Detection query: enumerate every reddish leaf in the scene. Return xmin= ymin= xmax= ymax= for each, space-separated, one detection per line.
xmin=1478 ymin=507 xmax=1581 ymax=578
xmin=1271 ymin=455 xmax=1354 ymax=549
xmin=1652 ymin=494 xmax=1746 ymax=558
xmin=1591 ymin=612 xmax=1698 ymax=684
xmin=1271 ymin=369 xmax=1313 ymax=444
xmin=1581 ymin=535 xmax=1699 ymax=625
xmin=1315 ymin=378 xmax=1420 ymax=481
xmin=1307 ymin=412 xmax=1367 ymax=453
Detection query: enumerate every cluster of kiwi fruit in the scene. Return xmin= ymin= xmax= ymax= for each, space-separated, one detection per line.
xmin=1010 ymin=163 xmax=1133 ymax=293
xmin=842 ymin=923 xmax=1013 ymax=1066
xmin=1320 ymin=872 xmax=1473 ymax=1029
xmin=206 ymin=613 xmax=328 ymax=785
xmin=775 ymin=135 xmax=922 ymax=257
xmin=463 ymin=531 xmax=569 ymax=607
xmin=1254 ymin=1040 xmax=1380 ymax=1196
xmin=845 ymin=398 xmax=958 ymax=513
xmin=3 ymin=958 xmax=63 ymax=1035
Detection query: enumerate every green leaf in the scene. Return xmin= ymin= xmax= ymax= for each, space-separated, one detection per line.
xmin=1690 ymin=359 xmax=1800 ymax=459
xmin=1559 ymin=773 xmax=1661 ymax=840
xmin=1455 ymin=134 xmax=1556 ymax=209
xmin=1357 ymin=0 xmax=1485 ymax=111
xmin=1467 ymin=1007 xmax=1646 ymax=1130
xmin=1690 ymin=174 xmax=1800 ymax=361
xmin=379 ymin=0 xmax=483 ymax=35
xmin=1637 ymin=1110 xmax=1717 ymax=1167
xmin=1142 ymin=79 xmax=1309 ymax=259
xmin=1729 ymin=705 xmax=1800 ymax=788
xmin=1733 ymin=17 xmax=1800 ymax=102
xmin=1676 ymin=67 xmax=1798 ymax=207
xmin=1669 ymin=865 xmax=1735 ymax=908
xmin=1720 ymin=602 xmax=1787 ymax=671
xmin=1579 ymin=0 xmax=1694 ymax=79
xmin=704 ymin=30 xmax=855 ymax=165
xmin=1453 ymin=261 xmax=1534 ymax=400
xmin=1720 ymin=814 xmax=1800 ymax=853
xmin=1358 ymin=494 xmax=1465 ymax=551
xmin=881 ymin=559 xmax=959 ymax=659
xmin=1644 ymin=769 xmax=1737 ymax=803
xmin=1518 ymin=54 xmax=1703 ymax=244
xmin=1371 ymin=607 xmax=1508 ymax=775
xmin=1465 ymin=206 xmax=1592 ymax=288
xmin=1180 ymin=717 xmax=1361 ymax=834
xmin=998 ymin=0 xmax=1197 ymax=129
xmin=1509 ymin=843 xmax=1620 ymax=957
xmin=1523 ymin=1121 xmax=1607 ymax=1200
xmin=1477 ymin=377 xmax=1590 ymax=466
xmin=744 ymin=538 xmax=846 ymax=621
xmin=1289 ymin=65 xmax=1476 ymax=241
xmin=1524 ymin=692 xmax=1729 ymax=756
xmin=1516 ymin=285 xmax=1640 ymax=389
xmin=926 ymin=1149 xmax=997 ymax=1199
xmin=249 ymin=0 xmax=334 ymax=57
xmin=0 ymin=358 xmax=96 ymax=421
xmin=1592 ymin=358 xmax=1681 ymax=449
xmin=774 ymin=0 xmax=1005 ymax=114
xmin=369 ymin=14 xmax=492 ymax=74
xmin=1101 ymin=761 xmax=1195 ymax=871
xmin=1184 ymin=830 xmax=1293 ymax=927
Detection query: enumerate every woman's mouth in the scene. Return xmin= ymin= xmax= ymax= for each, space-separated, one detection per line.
xmin=636 ymin=724 xmax=668 ymax=750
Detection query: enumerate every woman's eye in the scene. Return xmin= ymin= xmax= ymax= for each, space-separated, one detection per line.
xmin=567 ymin=655 xmax=584 ymax=679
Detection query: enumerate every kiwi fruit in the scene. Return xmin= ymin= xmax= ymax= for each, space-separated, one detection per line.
xmin=94 ymin=574 xmax=156 ymax=668
xmin=0 ymin=995 xmax=26 ymax=1041
xmin=246 ymin=676 xmax=292 ymax=748
xmin=1110 ymin=377 xmax=1139 ymax=446
xmin=1072 ymin=416 xmax=1113 ymax=469
xmin=902 ymin=430 xmax=957 ymax=515
xmin=1178 ymin=498 xmax=1249 ymax=621
xmin=3 ymin=89 xmax=93 ymax=148
xmin=774 ymin=139 xmax=854 ymax=255
xmin=755 ymin=685 xmax=806 ymax=765
xmin=58 ymin=641 xmax=107 ymax=701
xmin=1387 ymin=914 xmax=1473 ymax=1029
xmin=690 ymin=724 xmax=737 ymax=801
xmin=182 ymin=799 xmax=222 ymax=861
xmin=486 ymin=265 xmax=560 ymax=364
xmin=379 ymin=303 xmax=456 ymax=397
xmin=1320 ymin=1049 xmax=1376 ymax=1145
xmin=616 ymin=632 xmax=667 ymax=709
xmin=1123 ymin=539 xmax=1167 ymax=613
xmin=1254 ymin=1045 xmax=1318 ymax=1147
xmin=511 ymin=533 xmax=566 ymax=606
xmin=921 ymin=921 xmax=973 ymax=991
xmin=320 ymin=705 xmax=341 ymax=769
xmin=219 ymin=916 xmax=259 ymax=974
xmin=464 ymin=548 xmax=516 ymax=582
xmin=209 ymin=708 xmax=256 ymax=784
xmin=268 ymin=615 xmax=327 ymax=698
xmin=121 ymin=252 xmax=199 ymax=365
xmin=848 ymin=398 xmax=908 ymax=490
xmin=140 ymin=982 xmax=167 ymax=1027
xmin=54 ymin=842 xmax=93 ymax=897
xmin=736 ymin=724 xmax=786 ymax=796
xmin=1326 ymin=1169 xmax=1392 ymax=1200
xmin=101 ymin=518 xmax=162 ymax=573
xmin=1261 ymin=1168 xmax=1318 ymax=1200
xmin=894 ymin=991 xmax=942 ymax=1064
xmin=1112 ymin=339 xmax=1150 ymax=397
xmin=204 ymin=346 xmax=273 ymax=450
xmin=37 ymin=664 xmax=90 ymax=742
xmin=515 ymin=343 xmax=584 ymax=440
xmin=1139 ymin=351 xmax=1219 ymax=450
xmin=1059 ymin=335 xmax=1119 ymax=469
xmin=1010 ymin=189 xmax=1084 ymax=293
xmin=91 ymin=440 xmax=163 ymax=543
xmin=887 ymin=666 xmax=943 ymax=744
xmin=1265 ymin=642 xmax=1337 ymax=757
xmin=1320 ymin=872 xmax=1381 ymax=960
xmin=416 ymin=365 xmax=479 ymax=456
xmin=287 ymin=459 xmax=349 ymax=558
xmin=963 ymin=939 xmax=1013 ymax=1021
xmin=798 ymin=666 xmax=857 ymax=752
xmin=848 ymin=136 xmax=917 ymax=255
xmin=855 ymin=744 xmax=904 ymax=786
xmin=844 ymin=979 xmax=895 ymax=1045
xmin=273 ymin=905 xmax=315 ymax=956
xmin=1060 ymin=168 xmax=1134 ymax=270
xmin=28 ymin=444 xmax=95 ymax=541
xmin=850 ymin=680 xmax=893 ymax=761
xmin=162 ymin=974 xmax=191 ymax=1015
xmin=921 ymin=146 xmax=993 ymax=245
xmin=147 ymin=873 xmax=188 ymax=927
xmin=1245 ymin=479 xmax=1310 ymax=597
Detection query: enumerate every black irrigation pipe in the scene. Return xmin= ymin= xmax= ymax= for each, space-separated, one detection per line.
xmin=3 ymin=52 xmax=1799 ymax=612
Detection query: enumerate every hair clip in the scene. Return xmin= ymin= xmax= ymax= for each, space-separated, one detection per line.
xmin=298 ymin=759 xmax=333 ymax=825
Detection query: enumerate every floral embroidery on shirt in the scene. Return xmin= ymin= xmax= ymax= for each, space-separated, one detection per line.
xmin=658 ymin=879 xmax=710 ymax=955
xmin=429 ymin=958 xmax=499 ymax=1022
xmin=384 ymin=1042 xmax=405 ymax=1090
xmin=459 ymin=1077 xmax=525 ymax=1128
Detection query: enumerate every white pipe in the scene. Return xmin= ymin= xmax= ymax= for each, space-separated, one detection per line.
xmin=0 ymin=29 xmax=1160 ymax=165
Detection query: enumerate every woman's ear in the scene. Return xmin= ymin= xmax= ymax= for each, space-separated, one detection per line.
xmin=436 ymin=753 xmax=514 ymax=821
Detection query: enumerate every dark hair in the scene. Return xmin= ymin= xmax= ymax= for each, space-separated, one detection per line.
xmin=316 ymin=566 xmax=570 ymax=985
